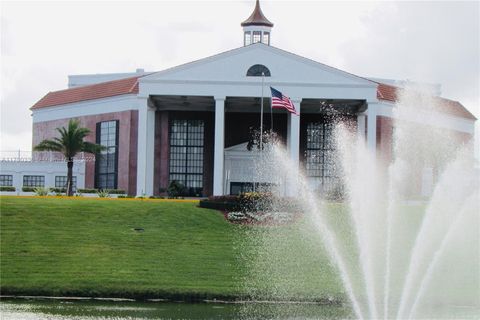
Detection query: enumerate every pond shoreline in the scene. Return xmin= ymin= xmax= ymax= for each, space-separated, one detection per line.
xmin=0 ymin=294 xmax=343 ymax=306
xmin=0 ymin=298 xmax=355 ymax=320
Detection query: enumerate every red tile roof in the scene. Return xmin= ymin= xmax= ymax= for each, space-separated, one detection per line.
xmin=376 ymin=83 xmax=476 ymax=120
xmin=31 ymin=71 xmax=476 ymax=122
xmin=31 ymin=75 xmax=145 ymax=109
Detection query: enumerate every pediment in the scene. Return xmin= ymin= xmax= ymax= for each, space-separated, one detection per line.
xmin=142 ymin=44 xmax=374 ymax=87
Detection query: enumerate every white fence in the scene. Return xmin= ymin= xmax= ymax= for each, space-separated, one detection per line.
xmin=0 ymin=151 xmax=96 ymax=162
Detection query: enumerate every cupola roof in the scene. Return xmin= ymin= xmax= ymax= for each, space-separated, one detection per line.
xmin=241 ymin=0 xmax=274 ymax=27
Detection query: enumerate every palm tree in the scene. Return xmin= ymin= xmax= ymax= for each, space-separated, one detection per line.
xmin=34 ymin=119 xmax=105 ymax=196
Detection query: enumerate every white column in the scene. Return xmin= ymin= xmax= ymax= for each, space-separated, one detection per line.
xmin=286 ymin=99 xmax=301 ymax=196
xmin=213 ymin=96 xmax=225 ymax=196
xmin=357 ymin=113 xmax=366 ymax=140
xmin=76 ymin=163 xmax=86 ymax=190
xmin=45 ymin=167 xmax=54 ymax=189
xmin=367 ymin=104 xmax=377 ymax=154
xmin=136 ymin=97 xmax=156 ymax=197
xmin=287 ymin=100 xmax=301 ymax=165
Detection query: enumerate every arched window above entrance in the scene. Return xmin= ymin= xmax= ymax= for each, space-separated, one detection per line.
xmin=246 ymin=64 xmax=271 ymax=77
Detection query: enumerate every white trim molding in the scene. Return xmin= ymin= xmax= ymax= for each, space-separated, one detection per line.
xmin=32 ymin=94 xmax=139 ymax=123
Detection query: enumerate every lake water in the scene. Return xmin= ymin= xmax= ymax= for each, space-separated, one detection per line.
xmin=0 ymin=299 xmax=353 ymax=319
xmin=2 ymin=299 xmax=478 ymax=319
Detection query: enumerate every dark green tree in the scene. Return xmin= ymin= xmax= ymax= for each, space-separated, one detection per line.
xmin=34 ymin=119 xmax=105 ymax=196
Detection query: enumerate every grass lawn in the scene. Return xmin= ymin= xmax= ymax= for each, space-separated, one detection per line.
xmin=0 ymin=196 xmax=342 ymax=301
xmin=1 ymin=197 xmax=246 ymax=300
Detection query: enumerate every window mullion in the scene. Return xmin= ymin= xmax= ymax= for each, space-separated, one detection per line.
xmin=185 ymin=121 xmax=189 ymax=187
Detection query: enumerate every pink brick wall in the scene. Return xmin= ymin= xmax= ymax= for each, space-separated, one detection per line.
xmin=32 ymin=110 xmax=138 ymax=195
xmin=153 ymin=111 xmax=169 ymax=196
xmin=375 ymin=116 xmax=474 ymax=165
xmin=377 ymin=116 xmax=394 ymax=165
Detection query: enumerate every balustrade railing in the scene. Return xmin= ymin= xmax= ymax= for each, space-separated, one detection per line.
xmin=0 ymin=151 xmax=96 ymax=162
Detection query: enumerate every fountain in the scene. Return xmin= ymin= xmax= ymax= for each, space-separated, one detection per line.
xmin=241 ymin=87 xmax=479 ymax=319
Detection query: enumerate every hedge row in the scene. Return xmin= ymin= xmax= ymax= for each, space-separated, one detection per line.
xmin=20 ymin=187 xmax=69 ymax=193
xmin=199 ymin=196 xmax=242 ymax=211
xmin=78 ymin=188 xmax=126 ymax=194
xmin=0 ymin=186 xmax=15 ymax=192
xmin=199 ymin=193 xmax=301 ymax=213
xmin=10 ymin=187 xmax=126 ymax=194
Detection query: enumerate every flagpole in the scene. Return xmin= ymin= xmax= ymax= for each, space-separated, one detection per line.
xmin=270 ymin=88 xmax=274 ymax=133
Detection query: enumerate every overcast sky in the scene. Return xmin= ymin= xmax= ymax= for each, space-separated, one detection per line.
xmin=1 ymin=0 xmax=479 ymax=152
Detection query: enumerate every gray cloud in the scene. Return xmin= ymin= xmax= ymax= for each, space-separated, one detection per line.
xmin=338 ymin=1 xmax=479 ymax=115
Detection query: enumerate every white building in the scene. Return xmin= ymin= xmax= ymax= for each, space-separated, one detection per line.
xmin=1 ymin=0 xmax=475 ymax=197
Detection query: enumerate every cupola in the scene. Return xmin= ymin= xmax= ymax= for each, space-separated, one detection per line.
xmin=241 ymin=0 xmax=273 ymax=46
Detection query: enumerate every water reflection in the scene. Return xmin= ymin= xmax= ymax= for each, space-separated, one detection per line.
xmin=1 ymin=299 xmax=352 ymax=320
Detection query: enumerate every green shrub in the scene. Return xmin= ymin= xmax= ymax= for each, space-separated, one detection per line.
xmin=154 ymin=196 xmax=167 ymax=199
xmin=324 ymin=184 xmax=346 ymax=202
xmin=78 ymin=188 xmax=97 ymax=194
xmin=199 ymin=195 xmax=242 ymax=211
xmin=167 ymin=180 xmax=186 ymax=198
xmin=239 ymin=192 xmax=273 ymax=212
xmin=97 ymin=189 xmax=111 ymax=198
xmin=22 ymin=187 xmax=36 ymax=192
xmin=109 ymin=189 xmax=126 ymax=194
xmin=34 ymin=187 xmax=50 ymax=196
xmin=118 ymin=193 xmax=135 ymax=199
xmin=0 ymin=186 xmax=15 ymax=192
xmin=50 ymin=187 xmax=66 ymax=193
xmin=77 ymin=188 xmax=125 ymax=195
xmin=199 ymin=192 xmax=301 ymax=214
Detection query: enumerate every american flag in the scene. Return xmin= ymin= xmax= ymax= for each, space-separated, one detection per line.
xmin=270 ymin=87 xmax=298 ymax=115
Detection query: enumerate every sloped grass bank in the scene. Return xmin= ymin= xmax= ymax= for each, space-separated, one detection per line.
xmin=0 ymin=197 xmax=246 ymax=300
xmin=0 ymin=197 xmax=343 ymax=302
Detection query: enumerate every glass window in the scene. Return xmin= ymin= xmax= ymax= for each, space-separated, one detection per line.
xmin=244 ymin=32 xmax=252 ymax=46
xmin=23 ymin=175 xmax=45 ymax=187
xmin=0 ymin=175 xmax=13 ymax=186
xmin=95 ymin=120 xmax=118 ymax=189
xmin=305 ymin=121 xmax=338 ymax=191
xmin=262 ymin=32 xmax=270 ymax=45
xmin=253 ymin=31 xmax=261 ymax=43
xmin=169 ymin=120 xmax=204 ymax=196
xmin=229 ymin=182 xmax=273 ymax=195
xmin=246 ymin=64 xmax=271 ymax=77
xmin=230 ymin=182 xmax=254 ymax=195
xmin=55 ymin=176 xmax=77 ymax=191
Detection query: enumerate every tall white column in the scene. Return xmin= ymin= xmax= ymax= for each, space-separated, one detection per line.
xmin=136 ymin=97 xmax=156 ymax=197
xmin=367 ymin=104 xmax=377 ymax=154
xmin=287 ymin=100 xmax=301 ymax=165
xmin=213 ymin=96 xmax=225 ymax=196
xmin=286 ymin=99 xmax=301 ymax=196
xmin=357 ymin=113 xmax=366 ymax=140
